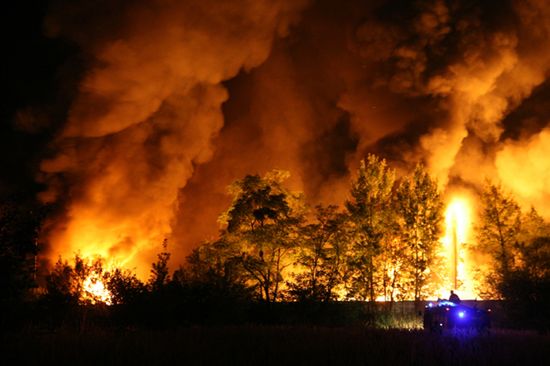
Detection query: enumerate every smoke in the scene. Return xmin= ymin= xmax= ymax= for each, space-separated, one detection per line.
xmin=496 ymin=127 xmax=550 ymax=217
xmin=337 ymin=0 xmax=550 ymax=195
xmin=38 ymin=0 xmax=309 ymax=275
xmin=34 ymin=0 xmax=550 ymax=273
xmin=175 ymin=0 xmax=550 ymax=256
xmin=420 ymin=0 xmax=550 ymax=189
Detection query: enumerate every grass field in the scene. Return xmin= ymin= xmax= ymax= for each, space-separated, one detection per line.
xmin=2 ymin=326 xmax=549 ymax=365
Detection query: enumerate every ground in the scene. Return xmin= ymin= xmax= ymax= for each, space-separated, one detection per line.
xmin=2 ymin=326 xmax=550 ymax=365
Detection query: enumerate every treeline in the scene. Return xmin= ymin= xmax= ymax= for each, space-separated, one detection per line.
xmin=1 ymin=154 xmax=550 ymax=329
xmin=201 ymin=156 xmax=444 ymax=304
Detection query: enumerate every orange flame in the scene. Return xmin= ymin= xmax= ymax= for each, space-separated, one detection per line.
xmin=439 ymin=195 xmax=477 ymax=299
xmin=81 ymin=271 xmax=113 ymax=305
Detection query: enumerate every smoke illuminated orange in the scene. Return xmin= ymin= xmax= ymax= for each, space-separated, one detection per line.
xmin=33 ymin=0 xmax=550 ymax=306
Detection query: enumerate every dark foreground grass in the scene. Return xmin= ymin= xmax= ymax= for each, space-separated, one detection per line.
xmin=2 ymin=326 xmax=549 ymax=366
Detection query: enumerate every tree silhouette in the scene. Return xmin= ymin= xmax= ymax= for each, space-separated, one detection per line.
xmin=482 ymin=205 xmax=550 ymax=328
xmin=107 ymin=268 xmax=145 ymax=305
xmin=182 ymin=238 xmax=252 ymax=302
xmin=149 ymin=239 xmax=171 ymax=292
xmin=45 ymin=257 xmax=79 ymax=305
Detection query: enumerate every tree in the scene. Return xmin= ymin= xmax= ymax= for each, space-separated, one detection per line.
xmin=475 ymin=182 xmax=521 ymax=282
xmin=0 ymin=197 xmax=45 ymax=303
xmin=396 ymin=164 xmax=443 ymax=303
xmin=288 ymin=205 xmax=350 ymax=302
xmin=107 ymin=268 xmax=145 ymax=305
xmin=497 ymin=234 xmax=550 ymax=330
xmin=149 ymin=239 xmax=171 ymax=292
xmin=182 ymin=238 xmax=252 ymax=301
xmin=497 ymin=207 xmax=550 ymax=329
xmin=378 ymin=233 xmax=408 ymax=304
xmin=518 ymin=207 xmax=550 ymax=251
xmin=345 ymin=155 xmax=396 ymax=302
xmin=44 ymin=257 xmax=79 ymax=305
xmin=186 ymin=239 xmax=243 ymax=284
xmin=220 ymin=171 xmax=304 ymax=302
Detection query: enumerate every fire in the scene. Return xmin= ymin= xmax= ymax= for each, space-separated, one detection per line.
xmin=50 ymin=206 xmax=164 ymax=280
xmin=81 ymin=271 xmax=113 ymax=305
xmin=439 ymin=196 xmax=477 ymax=299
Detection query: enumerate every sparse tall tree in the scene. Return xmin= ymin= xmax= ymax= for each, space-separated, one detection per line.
xmin=220 ymin=171 xmax=304 ymax=302
xmin=345 ymin=155 xmax=396 ymax=302
xmin=396 ymin=164 xmax=443 ymax=303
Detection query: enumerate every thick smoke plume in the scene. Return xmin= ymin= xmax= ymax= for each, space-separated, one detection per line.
xmin=37 ymin=0 xmax=550 ymax=273
xmin=39 ymin=0 xmax=309 ymax=275
xmin=176 ymin=0 xmax=550 ymax=257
